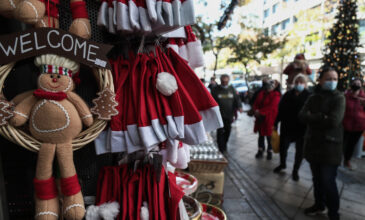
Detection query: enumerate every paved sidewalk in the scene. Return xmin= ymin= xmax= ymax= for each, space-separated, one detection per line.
xmin=222 ymin=112 xmax=365 ymax=220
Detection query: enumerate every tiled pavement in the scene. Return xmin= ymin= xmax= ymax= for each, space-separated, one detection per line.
xmin=222 ymin=112 xmax=365 ymax=220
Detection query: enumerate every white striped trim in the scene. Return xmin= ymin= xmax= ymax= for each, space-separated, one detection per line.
xmin=64 ymin=203 xmax=85 ymax=215
xmin=14 ymin=111 xmax=29 ymax=119
xmin=31 ymin=100 xmax=70 ymax=133
xmin=35 ymin=211 xmax=58 ymax=218
xmin=82 ymin=114 xmax=92 ymax=119
xmin=24 ymin=0 xmax=39 ymax=19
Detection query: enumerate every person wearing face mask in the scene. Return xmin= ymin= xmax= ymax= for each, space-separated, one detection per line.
xmin=342 ymin=78 xmax=365 ymax=170
xmin=211 ymin=74 xmax=243 ymax=153
xmin=273 ymin=74 xmax=310 ymax=181
xmin=299 ymin=66 xmax=345 ymax=220
xmin=252 ymin=79 xmax=281 ymax=160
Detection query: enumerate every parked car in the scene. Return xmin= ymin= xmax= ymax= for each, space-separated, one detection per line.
xmin=231 ymin=80 xmax=248 ymax=101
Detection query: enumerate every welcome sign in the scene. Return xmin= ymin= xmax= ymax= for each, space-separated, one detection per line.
xmin=0 ymin=28 xmax=113 ymax=69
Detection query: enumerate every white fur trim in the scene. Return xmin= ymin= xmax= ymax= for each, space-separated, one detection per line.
xmin=99 ymin=202 xmax=120 ymax=220
xmin=162 ymin=1 xmax=173 ymax=26
xmin=145 ymin=0 xmax=157 ymax=22
xmin=108 ymin=6 xmax=116 ymax=34
xmin=166 ymin=44 xmax=179 ymax=54
xmin=14 ymin=111 xmax=29 ymax=119
xmin=116 ymin=2 xmax=133 ymax=32
xmin=139 ymin=7 xmax=152 ymax=33
xmin=97 ymin=1 xmax=108 ymax=27
xmin=94 ymin=129 xmax=111 ymax=155
xmin=187 ymin=40 xmax=205 ymax=69
xmin=199 ymin=106 xmax=223 ymax=132
xmin=64 ymin=204 xmax=85 ymax=215
xmin=140 ymin=202 xmax=149 ymax=220
xmin=156 ymin=72 xmax=178 ymax=96
xmin=139 ymin=125 xmax=160 ymax=147
xmin=178 ymin=120 xmax=207 ymax=145
xmin=180 ymin=0 xmax=195 ymax=26
xmin=85 ymin=205 xmax=99 ymax=220
xmin=178 ymin=44 xmax=188 ymax=61
xmin=31 ymin=100 xmax=70 ymax=133
xmin=172 ymin=0 xmax=181 ymax=26
xmin=35 ymin=211 xmax=58 ymax=218
xmin=129 ymin=0 xmax=140 ymax=30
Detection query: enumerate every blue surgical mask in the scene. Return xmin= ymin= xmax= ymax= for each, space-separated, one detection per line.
xmin=294 ymin=84 xmax=305 ymax=92
xmin=322 ymin=81 xmax=338 ymax=91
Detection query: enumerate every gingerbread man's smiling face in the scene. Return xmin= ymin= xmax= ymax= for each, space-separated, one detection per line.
xmin=38 ymin=73 xmax=74 ymax=92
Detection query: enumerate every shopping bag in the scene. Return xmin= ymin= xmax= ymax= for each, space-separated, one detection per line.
xmin=271 ymin=130 xmax=280 ymax=153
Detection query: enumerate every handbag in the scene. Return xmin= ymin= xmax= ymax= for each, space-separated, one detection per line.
xmin=271 ymin=130 xmax=280 ymax=153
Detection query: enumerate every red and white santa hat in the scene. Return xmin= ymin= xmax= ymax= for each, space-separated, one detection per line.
xmin=185 ymin=25 xmax=205 ymax=69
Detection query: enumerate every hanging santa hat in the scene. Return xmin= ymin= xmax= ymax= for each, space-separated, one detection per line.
xmin=137 ymin=0 xmax=152 ymax=33
xmin=185 ymin=25 xmax=205 ymax=69
xmin=128 ymin=0 xmax=141 ymax=31
xmin=97 ymin=0 xmax=109 ymax=28
xmin=145 ymin=0 xmax=157 ymax=23
xmin=180 ymin=0 xmax=195 ymax=26
xmin=116 ymin=0 xmax=133 ymax=33
xmin=177 ymin=38 xmax=188 ymax=61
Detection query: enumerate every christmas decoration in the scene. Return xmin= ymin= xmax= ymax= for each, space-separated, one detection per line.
xmin=0 ymin=99 xmax=14 ymax=126
xmin=322 ymin=0 xmax=361 ymax=90
xmin=91 ymin=88 xmax=119 ymax=120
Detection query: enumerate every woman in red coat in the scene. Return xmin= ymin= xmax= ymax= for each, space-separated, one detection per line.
xmin=342 ymin=78 xmax=365 ymax=169
xmin=253 ymin=80 xmax=281 ymax=160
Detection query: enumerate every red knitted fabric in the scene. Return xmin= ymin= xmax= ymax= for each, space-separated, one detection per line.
xmin=70 ymin=1 xmax=89 ymax=19
xmin=33 ymin=177 xmax=58 ymax=200
xmin=33 ymin=89 xmax=67 ymax=101
xmin=60 ymin=175 xmax=81 ymax=196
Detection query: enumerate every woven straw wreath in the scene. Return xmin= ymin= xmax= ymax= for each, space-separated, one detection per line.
xmin=0 ymin=62 xmax=114 ymax=152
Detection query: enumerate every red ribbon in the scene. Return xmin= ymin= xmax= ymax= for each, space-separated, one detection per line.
xmin=33 ymin=177 xmax=58 ymax=200
xmin=33 ymin=89 xmax=68 ymax=101
xmin=60 ymin=174 xmax=81 ymax=196
xmin=70 ymin=1 xmax=89 ymax=19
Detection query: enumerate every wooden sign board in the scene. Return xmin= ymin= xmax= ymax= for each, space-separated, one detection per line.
xmin=0 ymin=28 xmax=113 ymax=69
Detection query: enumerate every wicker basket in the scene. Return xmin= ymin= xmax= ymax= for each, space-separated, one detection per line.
xmin=188 ymin=158 xmax=228 ymax=173
xmin=0 ymin=62 xmax=114 ymax=152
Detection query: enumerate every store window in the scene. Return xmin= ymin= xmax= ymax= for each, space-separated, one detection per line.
xmin=281 ymin=18 xmax=290 ymax=30
xmin=272 ymin=3 xmax=278 ymax=14
xmin=271 ymin=23 xmax=280 ymax=35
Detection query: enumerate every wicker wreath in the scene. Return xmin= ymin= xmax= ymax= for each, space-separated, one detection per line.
xmin=0 ymin=62 xmax=114 ymax=152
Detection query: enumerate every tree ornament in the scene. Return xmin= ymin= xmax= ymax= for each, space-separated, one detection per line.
xmin=91 ymin=88 xmax=119 ymax=120
xmin=0 ymin=98 xmax=13 ymax=126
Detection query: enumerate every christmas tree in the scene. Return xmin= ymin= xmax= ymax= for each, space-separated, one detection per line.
xmin=322 ymin=0 xmax=361 ymax=90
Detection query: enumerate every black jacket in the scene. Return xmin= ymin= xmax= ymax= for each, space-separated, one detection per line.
xmin=275 ymin=89 xmax=310 ymax=137
xmin=211 ymin=85 xmax=242 ymax=121
xmin=299 ymin=85 xmax=346 ymax=166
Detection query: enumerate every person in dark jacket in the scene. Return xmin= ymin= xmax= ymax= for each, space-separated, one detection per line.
xmin=273 ymin=74 xmax=311 ymax=181
xmin=211 ymin=74 xmax=243 ymax=152
xmin=299 ymin=66 xmax=345 ymax=220
xmin=342 ymin=78 xmax=365 ymax=170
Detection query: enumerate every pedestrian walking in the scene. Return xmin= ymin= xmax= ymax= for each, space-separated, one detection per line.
xmin=253 ymin=79 xmax=281 ymax=160
xmin=342 ymin=77 xmax=365 ymax=170
xmin=273 ymin=74 xmax=310 ymax=181
xmin=208 ymin=76 xmax=218 ymax=91
xmin=211 ymin=74 xmax=243 ymax=153
xmin=299 ymin=66 xmax=345 ymax=220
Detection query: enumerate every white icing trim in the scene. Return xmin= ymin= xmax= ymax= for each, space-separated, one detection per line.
xmin=40 ymin=19 xmax=46 ymax=27
xmin=8 ymin=0 xmax=16 ymax=9
xmin=38 ymin=75 xmax=72 ymax=93
xmin=80 ymin=20 xmax=91 ymax=37
xmin=35 ymin=211 xmax=58 ymax=218
xmin=14 ymin=111 xmax=29 ymax=119
xmin=24 ymin=0 xmax=39 ymax=19
xmin=31 ymin=100 xmax=70 ymax=133
xmin=82 ymin=114 xmax=92 ymax=119
xmin=64 ymin=204 xmax=85 ymax=215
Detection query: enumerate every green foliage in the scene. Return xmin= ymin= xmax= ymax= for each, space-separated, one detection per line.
xmin=322 ymin=0 xmax=361 ymax=90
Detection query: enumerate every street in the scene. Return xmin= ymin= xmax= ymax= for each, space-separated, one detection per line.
xmin=222 ymin=111 xmax=365 ymax=220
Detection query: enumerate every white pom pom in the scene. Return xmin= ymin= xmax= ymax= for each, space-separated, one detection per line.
xmin=140 ymin=201 xmax=149 ymax=220
xmin=156 ymin=72 xmax=178 ymax=96
xmin=85 ymin=205 xmax=100 ymax=220
xmin=99 ymin=202 xmax=120 ymax=220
